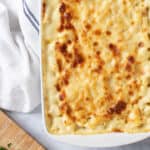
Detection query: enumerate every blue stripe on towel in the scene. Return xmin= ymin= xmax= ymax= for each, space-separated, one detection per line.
xmin=22 ymin=0 xmax=39 ymax=33
xmin=24 ymin=0 xmax=39 ymax=26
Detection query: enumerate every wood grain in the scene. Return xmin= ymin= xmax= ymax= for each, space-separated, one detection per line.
xmin=0 ymin=111 xmax=45 ymax=150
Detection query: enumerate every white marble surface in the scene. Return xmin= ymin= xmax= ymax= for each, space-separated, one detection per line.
xmin=6 ymin=105 xmax=150 ymax=150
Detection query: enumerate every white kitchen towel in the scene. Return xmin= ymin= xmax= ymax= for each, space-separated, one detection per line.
xmin=0 ymin=0 xmax=40 ymax=112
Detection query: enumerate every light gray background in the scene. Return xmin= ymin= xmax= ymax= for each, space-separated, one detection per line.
xmin=6 ymin=106 xmax=150 ymax=150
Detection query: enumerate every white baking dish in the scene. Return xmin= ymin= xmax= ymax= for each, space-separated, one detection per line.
xmin=41 ymin=102 xmax=150 ymax=148
xmin=40 ymin=43 xmax=150 ymax=148
xmin=40 ymin=1 xmax=150 ymax=148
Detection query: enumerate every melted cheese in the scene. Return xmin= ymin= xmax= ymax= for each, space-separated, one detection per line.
xmin=42 ymin=0 xmax=150 ymax=134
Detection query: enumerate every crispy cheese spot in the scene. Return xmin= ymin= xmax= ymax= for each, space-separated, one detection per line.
xmin=96 ymin=51 xmax=101 ymax=56
xmin=128 ymin=56 xmax=135 ymax=63
xmin=56 ymin=42 xmax=73 ymax=62
xmin=148 ymin=78 xmax=150 ymax=87
xmin=128 ymin=90 xmax=134 ymax=96
xmin=132 ymin=80 xmax=140 ymax=90
xmin=94 ymin=29 xmax=101 ymax=35
xmin=138 ymin=42 xmax=144 ymax=48
xmin=106 ymin=30 xmax=111 ymax=36
xmin=108 ymin=101 xmax=127 ymax=114
xmin=42 ymin=2 xmax=46 ymax=17
xmin=58 ymin=71 xmax=70 ymax=88
xmin=93 ymin=41 xmax=98 ymax=46
xmin=63 ymin=72 xmax=70 ymax=85
xmin=64 ymin=23 xmax=74 ymax=30
xmin=56 ymin=59 xmax=63 ymax=72
xmin=56 ymin=42 xmax=67 ymax=55
xmin=60 ymin=102 xmax=72 ymax=115
xmin=123 ymin=0 xmax=126 ymax=5
xmin=58 ymin=25 xmax=64 ymax=32
xmin=72 ymin=49 xmax=84 ymax=68
xmin=67 ymin=40 xmax=72 ymax=44
xmin=85 ymin=24 xmax=91 ymax=30
xmin=55 ymin=83 xmax=61 ymax=92
xmin=64 ymin=12 xmax=72 ymax=21
xmin=105 ymin=93 xmax=113 ymax=101
xmin=93 ymin=65 xmax=103 ymax=73
xmin=131 ymin=21 xmax=135 ymax=25
xmin=72 ymin=54 xmax=84 ymax=67
xmin=59 ymin=91 xmax=66 ymax=101
xmin=148 ymin=33 xmax=150 ymax=39
xmin=113 ymin=129 xmax=122 ymax=132
xmin=125 ymin=63 xmax=132 ymax=72
xmin=108 ymin=43 xmax=120 ymax=56
xmin=76 ymin=0 xmax=81 ymax=2
xmin=58 ymin=3 xmax=74 ymax=32
xmin=126 ymin=74 xmax=131 ymax=79
xmin=60 ymin=102 xmax=68 ymax=112
xmin=47 ymin=113 xmax=51 ymax=119
xmin=59 ymin=3 xmax=66 ymax=13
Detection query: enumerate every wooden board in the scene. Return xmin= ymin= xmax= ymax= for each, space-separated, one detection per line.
xmin=0 ymin=111 xmax=45 ymax=150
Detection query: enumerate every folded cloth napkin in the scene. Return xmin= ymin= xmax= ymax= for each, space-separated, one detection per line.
xmin=0 ymin=0 xmax=40 ymax=112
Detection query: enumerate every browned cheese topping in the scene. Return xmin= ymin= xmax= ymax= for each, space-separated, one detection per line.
xmin=42 ymin=0 xmax=150 ymax=134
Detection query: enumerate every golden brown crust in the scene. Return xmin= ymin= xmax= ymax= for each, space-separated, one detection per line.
xmin=42 ymin=0 xmax=150 ymax=134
